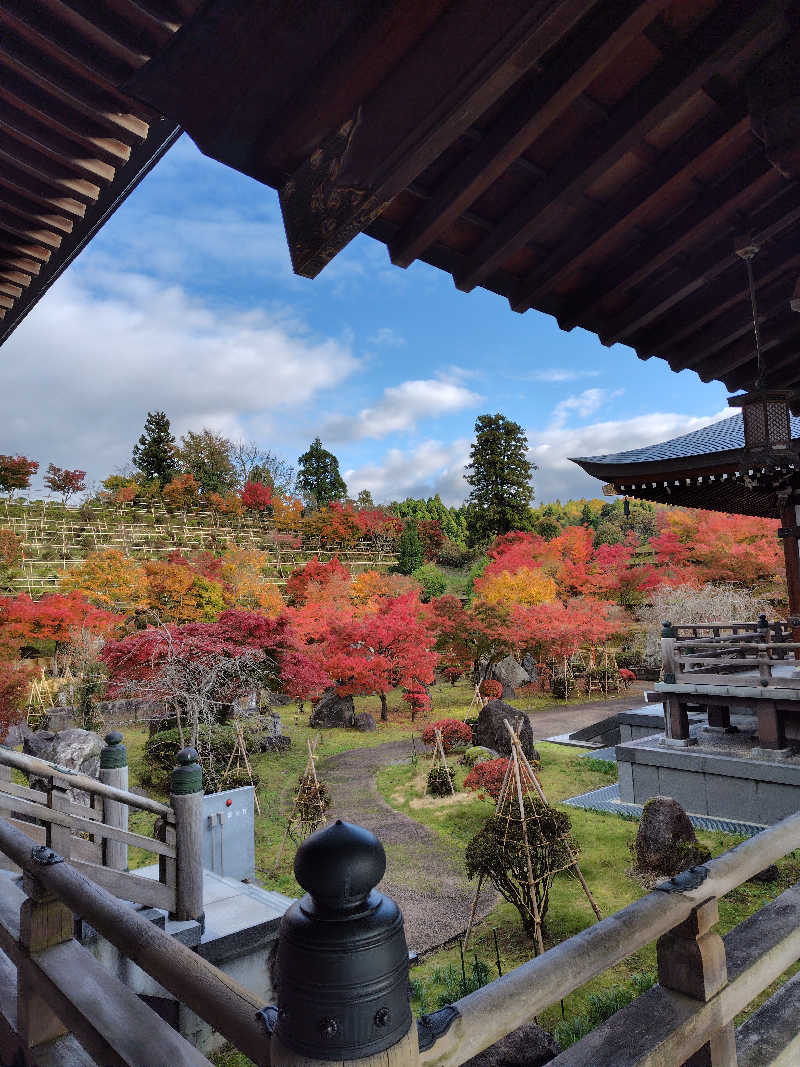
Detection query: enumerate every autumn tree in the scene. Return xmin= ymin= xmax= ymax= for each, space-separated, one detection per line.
xmin=132 ymin=412 xmax=177 ymax=485
xmin=0 ymin=455 xmax=39 ymax=497
xmin=232 ymin=441 xmax=295 ymax=495
xmin=177 ymin=429 xmax=237 ymax=495
xmin=44 ymin=464 xmax=86 ymax=505
xmin=143 ymin=559 xmax=225 ymax=623
xmin=464 ymin=414 xmax=535 ymax=546
xmin=285 ymin=556 xmax=350 ymax=606
xmin=162 ymin=473 xmax=200 ymax=510
xmin=296 ymin=437 xmax=347 ymax=508
xmin=240 ymin=481 xmax=273 ymax=512
xmin=0 ymin=661 xmax=34 ymax=737
xmin=60 ymin=549 xmax=148 ymax=610
xmin=0 ymin=529 xmax=22 ymax=584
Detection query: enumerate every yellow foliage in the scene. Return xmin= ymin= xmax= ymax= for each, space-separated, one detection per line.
xmin=475 ymin=566 xmax=557 ymax=607
xmin=142 ymin=560 xmax=224 ymax=623
xmin=220 ymin=547 xmax=284 ymax=614
xmin=351 ymin=569 xmax=418 ymax=612
xmin=60 ymin=549 xmax=148 ymax=610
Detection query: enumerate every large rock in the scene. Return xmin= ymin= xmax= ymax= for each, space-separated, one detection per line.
xmin=492 ymin=655 xmax=530 ymax=698
xmin=473 ymin=700 xmax=538 ymax=760
xmin=521 ymin=653 xmax=538 ymax=681
xmin=462 ymin=1020 xmax=560 ymax=1066
xmin=310 ymin=689 xmax=355 ymax=728
xmin=634 ymin=795 xmax=711 ymax=877
xmin=23 ymin=728 xmax=103 ymax=806
xmin=354 ymin=712 xmax=377 ymax=732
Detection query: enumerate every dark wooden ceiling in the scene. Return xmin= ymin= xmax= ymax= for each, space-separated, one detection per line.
xmin=2 ymin=0 xmax=800 ymax=400
xmin=0 ymin=0 xmax=206 ymax=345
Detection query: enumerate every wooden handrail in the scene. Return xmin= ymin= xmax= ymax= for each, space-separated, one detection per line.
xmin=0 ymin=817 xmax=269 ymax=1066
xmin=420 ymin=811 xmax=800 ymax=1064
xmin=0 ymin=746 xmax=171 ymax=818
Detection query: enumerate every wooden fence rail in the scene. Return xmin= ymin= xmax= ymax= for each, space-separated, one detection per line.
xmin=0 ymin=741 xmax=204 ymax=921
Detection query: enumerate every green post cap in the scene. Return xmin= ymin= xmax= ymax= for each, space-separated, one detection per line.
xmin=661 ymin=621 xmax=675 ymax=638
xmin=100 ymin=730 xmax=127 ymax=769
xmin=171 ymin=747 xmax=203 ymax=795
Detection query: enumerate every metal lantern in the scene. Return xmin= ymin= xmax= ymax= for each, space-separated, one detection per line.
xmin=728 ymin=386 xmax=793 ymax=457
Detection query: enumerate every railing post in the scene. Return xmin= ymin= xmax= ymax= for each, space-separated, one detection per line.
xmin=17 ymin=864 xmax=73 ymax=1046
xmin=656 ymin=897 xmax=737 ymax=1066
xmin=661 ymin=620 xmax=677 ymax=683
xmin=46 ymin=779 xmax=72 ymax=861
xmin=170 ymin=747 xmax=204 ymax=923
xmin=99 ymin=730 xmax=128 ymax=871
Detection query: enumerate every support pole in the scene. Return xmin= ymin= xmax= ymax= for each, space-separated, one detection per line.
xmin=17 ymin=874 xmax=73 ymax=1047
xmin=656 ymin=897 xmax=736 ymax=1066
xmin=170 ymin=747 xmax=204 ymax=924
xmin=99 ymin=731 xmax=128 ymax=871
xmin=780 ymin=501 xmax=800 ymax=643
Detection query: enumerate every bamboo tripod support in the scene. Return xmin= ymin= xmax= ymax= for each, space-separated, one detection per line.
xmin=463 ymin=719 xmax=601 ymax=955
xmin=273 ymin=737 xmax=326 ymax=872
xmin=426 ymin=727 xmax=455 ymax=796
xmin=220 ymin=719 xmax=261 ymax=814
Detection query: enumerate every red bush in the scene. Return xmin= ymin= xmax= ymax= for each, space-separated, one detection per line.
xmin=421 ymin=718 xmax=473 ymax=752
xmin=464 ymin=757 xmax=510 ymax=799
xmin=479 ymin=679 xmax=502 ymax=701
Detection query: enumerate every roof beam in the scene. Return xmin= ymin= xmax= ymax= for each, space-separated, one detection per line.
xmin=453 ymin=1 xmax=787 ymax=294
xmin=387 ymin=0 xmax=666 ymax=270
xmin=0 ymin=193 xmax=73 ymax=235
xmin=691 ymin=301 xmax=796 ymax=381
xmin=279 ymin=0 xmax=598 ymax=278
xmin=0 ymin=271 xmax=33 ymax=287
xmin=511 ymin=99 xmax=750 ymax=313
xmin=594 ymin=182 xmax=800 ymax=346
xmin=0 ymin=238 xmax=50 ymax=265
xmin=697 ymin=310 xmax=797 ymax=384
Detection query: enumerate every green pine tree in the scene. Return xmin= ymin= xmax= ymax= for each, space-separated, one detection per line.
xmin=464 ymin=413 xmax=536 ymax=547
xmin=296 ymin=438 xmax=347 ymax=508
xmin=396 ymin=519 xmax=424 ymax=575
xmin=132 ymin=411 xmax=177 ymax=486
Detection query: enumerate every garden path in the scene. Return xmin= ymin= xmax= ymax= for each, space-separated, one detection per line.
xmin=319 ymin=693 xmax=649 ymax=952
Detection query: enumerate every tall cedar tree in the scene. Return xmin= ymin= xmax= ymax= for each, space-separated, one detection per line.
xmin=132 ymin=412 xmax=177 ymax=485
xmin=396 ymin=519 xmax=424 ymax=575
xmin=177 ymin=429 xmax=237 ymax=495
xmin=464 ymin=414 xmax=535 ymax=546
xmin=296 ymin=438 xmax=347 ymax=508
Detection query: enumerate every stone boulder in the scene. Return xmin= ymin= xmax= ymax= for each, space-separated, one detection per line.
xmin=462 ymin=1020 xmax=560 ymax=1066
xmin=634 ymin=795 xmax=711 ymax=877
xmin=521 ymin=652 xmax=538 ymax=681
xmin=354 ymin=712 xmax=377 ymax=732
xmin=23 ymin=728 xmax=103 ymax=806
xmin=473 ymin=700 xmax=538 ymax=760
xmin=310 ymin=689 xmax=355 ymax=729
xmin=492 ymin=655 xmax=530 ymax=698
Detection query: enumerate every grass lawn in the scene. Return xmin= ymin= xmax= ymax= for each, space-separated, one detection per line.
xmin=376 ymin=742 xmax=800 ymax=1044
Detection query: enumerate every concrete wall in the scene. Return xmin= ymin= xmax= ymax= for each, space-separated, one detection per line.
xmin=617 ymin=738 xmax=800 ymax=824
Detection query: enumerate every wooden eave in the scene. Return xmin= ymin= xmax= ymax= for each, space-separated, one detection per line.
xmin=1 ymin=0 xmax=800 ymax=399
xmin=120 ymin=0 xmax=800 ymax=398
xmin=0 ymin=0 xmax=207 ymax=343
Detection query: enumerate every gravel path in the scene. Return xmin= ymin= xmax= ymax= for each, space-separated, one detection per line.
xmin=320 ymin=740 xmax=495 ymax=954
xmin=318 ymin=696 xmax=646 ymax=952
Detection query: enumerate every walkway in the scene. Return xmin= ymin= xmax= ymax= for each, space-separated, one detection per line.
xmin=320 ymin=740 xmax=495 ymax=954
xmin=319 ymin=694 xmax=648 ymax=952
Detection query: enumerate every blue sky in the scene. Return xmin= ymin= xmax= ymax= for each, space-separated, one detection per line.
xmin=1 ymin=135 xmax=731 ymax=504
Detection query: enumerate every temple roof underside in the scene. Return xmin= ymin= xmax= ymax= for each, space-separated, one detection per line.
xmin=571 ymin=413 xmax=800 ymax=517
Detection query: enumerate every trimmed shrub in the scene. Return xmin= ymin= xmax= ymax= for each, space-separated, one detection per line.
xmin=461 ymin=745 xmax=496 ymax=767
xmin=464 ymin=757 xmax=510 ymax=799
xmin=427 ymin=765 xmax=455 ymax=796
xmin=422 ymin=718 xmax=473 ymax=752
xmin=479 ymin=679 xmax=502 ymax=701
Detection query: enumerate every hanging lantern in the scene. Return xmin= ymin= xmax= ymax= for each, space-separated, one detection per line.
xmin=726 ymin=237 xmax=798 ymax=476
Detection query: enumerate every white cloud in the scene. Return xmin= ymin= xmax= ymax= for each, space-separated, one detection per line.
xmin=528 ymin=408 xmax=731 ymax=502
xmin=367 ymin=327 xmax=406 ymax=348
xmin=528 ymin=368 xmax=602 ymax=383
xmin=322 ymin=379 xmax=481 ymax=442
xmin=550 ymin=387 xmax=623 ymax=429
xmin=345 ymin=439 xmax=470 ymax=505
xmin=0 ymin=270 xmax=358 ymax=485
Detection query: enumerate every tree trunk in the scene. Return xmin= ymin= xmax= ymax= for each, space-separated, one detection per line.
xmin=379 ymin=692 xmax=388 ymax=722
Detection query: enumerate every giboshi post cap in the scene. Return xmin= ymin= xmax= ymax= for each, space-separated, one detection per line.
xmin=294 ymin=820 xmax=386 ymax=910
xmin=104 ymin=731 xmax=124 ymax=746
xmin=177 ymin=747 xmax=199 ymax=765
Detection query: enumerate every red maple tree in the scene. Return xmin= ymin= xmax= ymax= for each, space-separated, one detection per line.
xmin=44 ymin=464 xmax=86 ymax=505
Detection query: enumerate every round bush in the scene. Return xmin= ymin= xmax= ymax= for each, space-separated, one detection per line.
xmin=462 ymin=746 xmax=496 ymax=767
xmin=479 ymin=679 xmax=503 ymax=701
xmin=427 ymin=765 xmax=455 ymax=796
xmin=464 ymin=758 xmax=510 ymax=799
xmin=421 ymin=718 xmax=473 ymax=752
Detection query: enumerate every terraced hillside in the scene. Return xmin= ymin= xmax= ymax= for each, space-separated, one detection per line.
xmin=1 ymin=501 xmax=397 ymax=595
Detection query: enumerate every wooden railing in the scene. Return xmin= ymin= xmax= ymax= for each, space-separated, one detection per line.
xmin=0 ymin=817 xmax=266 ymax=1066
xmin=1 ymin=806 xmax=800 ymax=1063
xmin=661 ymin=618 xmax=799 ymax=689
xmin=0 ymin=738 xmax=204 ymax=922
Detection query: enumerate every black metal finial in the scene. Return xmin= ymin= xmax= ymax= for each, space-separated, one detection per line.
xmin=294 ymin=819 xmax=385 ymax=912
